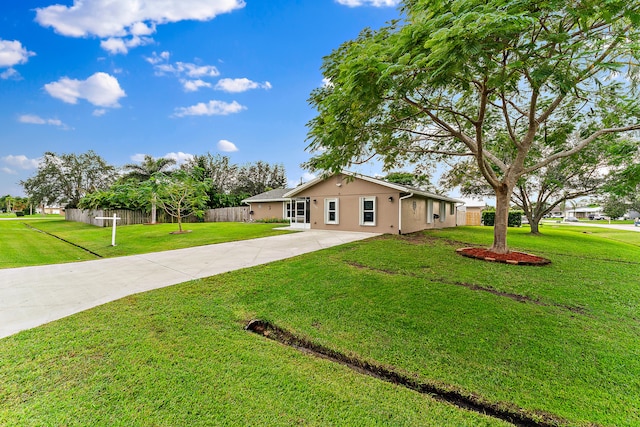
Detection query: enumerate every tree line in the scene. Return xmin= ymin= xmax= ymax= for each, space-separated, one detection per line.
xmin=19 ymin=151 xmax=287 ymax=227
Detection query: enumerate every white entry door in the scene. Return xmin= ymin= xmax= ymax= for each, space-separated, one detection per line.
xmin=290 ymin=198 xmax=310 ymax=229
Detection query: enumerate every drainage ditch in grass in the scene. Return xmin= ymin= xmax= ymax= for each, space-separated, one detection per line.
xmin=246 ymin=319 xmax=567 ymax=427
xmin=22 ymin=222 xmax=103 ymax=258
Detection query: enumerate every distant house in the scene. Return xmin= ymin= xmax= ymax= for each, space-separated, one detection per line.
xmin=244 ymin=171 xmax=462 ymax=234
xmin=458 ymin=199 xmax=487 ymax=226
xmin=566 ymin=206 xmax=603 ymax=219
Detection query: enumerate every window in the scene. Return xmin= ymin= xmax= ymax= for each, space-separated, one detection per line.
xmin=427 ymin=199 xmax=433 ymax=224
xmin=284 ymin=202 xmax=292 ymax=219
xmin=325 ymin=198 xmax=339 ymax=224
xmin=449 ymin=202 xmax=455 ymax=215
xmin=359 ymin=196 xmax=376 ymax=226
xmin=439 ymin=201 xmax=447 ymax=222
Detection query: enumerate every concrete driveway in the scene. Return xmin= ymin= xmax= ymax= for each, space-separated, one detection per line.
xmin=0 ymin=230 xmax=378 ymax=339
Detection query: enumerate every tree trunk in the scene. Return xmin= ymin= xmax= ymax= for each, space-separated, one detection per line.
xmin=491 ymin=186 xmax=511 ymax=254
xmin=529 ymin=218 xmax=540 ymax=234
xmin=151 ymin=194 xmax=157 ymax=224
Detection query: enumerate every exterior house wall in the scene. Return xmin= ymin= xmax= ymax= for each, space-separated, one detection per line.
xmin=248 ymin=201 xmax=285 ymax=221
xmin=400 ymin=197 xmax=457 ymax=233
xmin=292 ymin=174 xmax=458 ymax=234
xmin=293 ymin=175 xmax=401 ymax=234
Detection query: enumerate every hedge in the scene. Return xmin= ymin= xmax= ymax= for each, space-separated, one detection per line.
xmin=482 ymin=210 xmax=523 ymax=227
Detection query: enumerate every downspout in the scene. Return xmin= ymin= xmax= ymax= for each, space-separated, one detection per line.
xmin=398 ymin=193 xmax=414 ymax=235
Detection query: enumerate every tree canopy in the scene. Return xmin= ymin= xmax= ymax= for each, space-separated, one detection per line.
xmin=306 ymin=0 xmax=640 ymax=252
xmin=21 ymin=151 xmax=117 ymax=208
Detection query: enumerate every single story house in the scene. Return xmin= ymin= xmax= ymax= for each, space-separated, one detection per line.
xmin=243 ymin=172 xmax=462 ymax=234
xmin=566 ymin=205 xmax=603 ymax=219
xmin=242 ymin=188 xmax=294 ymax=222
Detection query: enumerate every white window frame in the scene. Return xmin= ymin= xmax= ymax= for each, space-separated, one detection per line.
xmin=439 ymin=201 xmax=447 ymax=222
xmin=284 ymin=201 xmax=292 ymax=219
xmin=359 ymin=196 xmax=377 ymax=226
xmin=449 ymin=202 xmax=455 ymax=216
xmin=427 ymin=199 xmax=433 ymax=224
xmin=324 ymin=198 xmax=339 ymax=225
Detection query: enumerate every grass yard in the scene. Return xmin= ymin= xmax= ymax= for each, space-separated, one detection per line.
xmin=0 ymin=218 xmax=293 ymax=268
xmin=1 ymin=226 xmax=639 ymax=425
xmin=0 ymin=218 xmax=98 ymax=268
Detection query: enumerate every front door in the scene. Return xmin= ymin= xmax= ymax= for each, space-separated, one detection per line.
xmin=290 ymin=198 xmax=310 ymax=229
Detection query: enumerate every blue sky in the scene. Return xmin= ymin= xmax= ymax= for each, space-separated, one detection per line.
xmin=0 ymin=0 xmax=401 ymax=196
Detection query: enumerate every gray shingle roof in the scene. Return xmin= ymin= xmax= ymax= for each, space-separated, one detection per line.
xmin=242 ymin=188 xmax=293 ymax=203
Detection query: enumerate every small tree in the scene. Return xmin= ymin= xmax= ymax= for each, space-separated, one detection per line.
xmin=154 ymin=170 xmax=210 ymax=233
xmin=601 ymin=196 xmax=628 ymax=220
xmin=122 ymin=154 xmax=177 ymax=224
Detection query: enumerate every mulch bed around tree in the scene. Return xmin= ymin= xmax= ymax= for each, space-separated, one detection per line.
xmin=456 ymin=247 xmax=551 ymax=266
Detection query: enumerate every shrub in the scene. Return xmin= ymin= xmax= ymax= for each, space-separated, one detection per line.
xmin=482 ymin=210 xmax=523 ymax=227
xmin=15 ymin=211 xmax=25 ymax=217
xmin=256 ymin=217 xmax=290 ymax=224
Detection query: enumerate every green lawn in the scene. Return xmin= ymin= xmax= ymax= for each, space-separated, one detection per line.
xmin=1 ymin=226 xmax=639 ymax=425
xmin=0 ymin=218 xmax=98 ymax=268
xmin=0 ymin=218 xmax=293 ymax=268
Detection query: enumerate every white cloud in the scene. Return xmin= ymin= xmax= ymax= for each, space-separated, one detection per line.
xmin=35 ymin=0 xmax=245 ymax=54
xmin=217 ymin=139 xmax=239 ymax=152
xmin=288 ymin=172 xmax=316 ymax=188
xmin=181 ymin=79 xmax=212 ymax=92
xmin=148 ymin=51 xmax=223 ymax=91
xmin=214 ymin=78 xmax=272 ymax=93
xmin=155 ymin=61 xmax=220 ymax=78
xmin=18 ymin=114 xmax=70 ymax=129
xmin=44 ymin=72 xmax=126 ymax=107
xmin=0 ymin=39 xmax=35 ymax=68
xmin=1 ymin=167 xmax=16 ymax=175
xmin=130 ymin=153 xmax=147 ymax=162
xmin=145 ymin=51 xmax=170 ymax=65
xmin=164 ymin=152 xmax=194 ymax=165
xmin=100 ymin=35 xmax=152 ymax=55
xmin=1 ymin=68 xmax=19 ymax=80
xmin=173 ymin=100 xmax=246 ymax=117
xmin=93 ymin=109 xmax=107 ymax=116
xmin=129 ymin=152 xmax=192 ymax=167
xmin=2 ymin=155 xmax=40 ymax=170
xmin=336 ymin=0 xmax=399 ymax=6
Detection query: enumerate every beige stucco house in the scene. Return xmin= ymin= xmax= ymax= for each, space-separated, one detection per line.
xmin=243 ymin=172 xmax=462 ymax=234
xmin=242 ymin=188 xmax=294 ymax=222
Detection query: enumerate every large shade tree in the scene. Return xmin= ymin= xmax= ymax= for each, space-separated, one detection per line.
xmin=21 ymin=151 xmax=117 ymax=209
xmin=442 ymin=136 xmax=638 ymax=233
xmin=306 ymin=0 xmax=640 ymax=253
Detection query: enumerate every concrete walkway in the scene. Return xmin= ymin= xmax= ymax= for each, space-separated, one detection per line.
xmin=0 ymin=230 xmax=378 ymax=339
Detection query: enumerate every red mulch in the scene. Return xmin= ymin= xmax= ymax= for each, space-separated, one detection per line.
xmin=456 ymin=247 xmax=551 ymax=266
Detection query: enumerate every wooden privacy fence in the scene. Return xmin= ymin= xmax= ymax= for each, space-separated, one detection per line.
xmin=66 ymin=206 xmax=251 ymax=226
xmin=205 ymin=206 xmax=250 ymax=222
xmin=66 ymin=209 xmax=150 ymax=226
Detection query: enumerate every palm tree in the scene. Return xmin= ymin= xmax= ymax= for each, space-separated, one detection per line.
xmin=122 ymin=155 xmax=176 ymax=224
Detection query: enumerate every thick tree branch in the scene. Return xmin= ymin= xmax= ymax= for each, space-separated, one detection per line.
xmin=525 ymin=124 xmax=640 ymax=173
